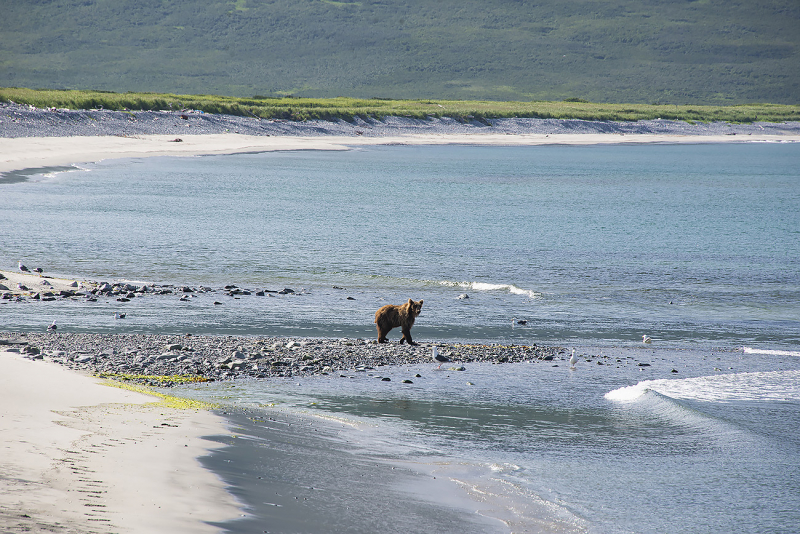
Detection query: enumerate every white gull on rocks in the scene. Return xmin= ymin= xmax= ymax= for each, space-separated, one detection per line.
xmin=433 ymin=347 xmax=450 ymax=369
xmin=569 ymin=349 xmax=578 ymax=369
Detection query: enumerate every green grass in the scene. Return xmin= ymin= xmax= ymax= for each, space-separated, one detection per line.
xmin=3 ymin=87 xmax=799 ymax=123
xmin=1 ymin=0 xmax=797 ymax=104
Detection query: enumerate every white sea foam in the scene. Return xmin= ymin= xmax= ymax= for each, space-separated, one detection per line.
xmin=605 ymin=370 xmax=800 ymax=403
xmin=440 ymin=280 xmax=540 ymax=299
xmin=742 ymin=346 xmax=800 ymax=357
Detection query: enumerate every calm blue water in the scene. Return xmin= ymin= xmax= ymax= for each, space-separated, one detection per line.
xmin=2 ymin=143 xmax=799 ymax=348
xmin=3 ymin=142 xmax=800 ymax=533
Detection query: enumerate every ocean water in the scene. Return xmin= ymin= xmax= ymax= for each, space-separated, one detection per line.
xmin=2 ymin=143 xmax=799 ymax=348
xmin=3 ymin=142 xmax=800 ymax=532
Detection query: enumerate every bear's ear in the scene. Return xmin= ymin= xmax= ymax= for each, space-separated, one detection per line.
xmin=408 ymin=298 xmax=413 ymax=305
xmin=418 ymin=299 xmax=423 ymax=305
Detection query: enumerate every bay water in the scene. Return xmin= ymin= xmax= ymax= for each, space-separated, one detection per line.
xmin=2 ymin=142 xmax=799 ymax=532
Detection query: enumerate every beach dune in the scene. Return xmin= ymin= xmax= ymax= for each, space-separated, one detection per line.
xmin=0 ymin=350 xmax=239 ymax=533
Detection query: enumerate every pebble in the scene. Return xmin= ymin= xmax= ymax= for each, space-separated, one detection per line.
xmin=1 ymin=332 xmax=564 ymax=387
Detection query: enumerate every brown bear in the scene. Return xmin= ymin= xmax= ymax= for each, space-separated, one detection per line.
xmin=374 ymin=299 xmax=423 ymax=345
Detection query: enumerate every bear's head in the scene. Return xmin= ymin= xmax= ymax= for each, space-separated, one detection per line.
xmin=407 ymin=299 xmax=423 ymax=317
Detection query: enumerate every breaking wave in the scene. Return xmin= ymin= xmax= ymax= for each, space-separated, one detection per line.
xmin=439 ymin=280 xmax=540 ymax=299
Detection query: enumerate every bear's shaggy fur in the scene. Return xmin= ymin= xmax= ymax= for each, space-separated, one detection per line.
xmin=374 ymin=299 xmax=423 ymax=345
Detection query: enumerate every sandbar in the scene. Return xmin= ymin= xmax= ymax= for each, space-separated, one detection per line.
xmin=0 ymin=349 xmax=240 ymax=533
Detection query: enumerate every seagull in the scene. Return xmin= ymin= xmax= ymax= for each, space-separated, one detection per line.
xmin=642 ymin=335 xmax=652 ymax=344
xmin=33 ymin=267 xmax=43 ymax=274
xmin=47 ymin=320 xmax=57 ymax=332
xmin=18 ymin=261 xmax=30 ymax=273
xmin=433 ymin=347 xmax=450 ymax=369
xmin=569 ymin=349 xmax=578 ymax=369
xmin=514 ymin=318 xmax=527 ymax=325
xmin=114 ymin=312 xmax=126 ymax=319
xmin=17 ymin=283 xmax=29 ymax=291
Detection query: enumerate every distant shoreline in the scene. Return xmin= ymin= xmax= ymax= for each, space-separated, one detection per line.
xmin=2 ymin=128 xmax=799 ymax=177
xmin=2 ymin=101 xmax=800 ymax=175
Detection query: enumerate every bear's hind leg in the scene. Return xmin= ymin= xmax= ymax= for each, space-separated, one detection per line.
xmin=377 ymin=324 xmax=389 ymax=343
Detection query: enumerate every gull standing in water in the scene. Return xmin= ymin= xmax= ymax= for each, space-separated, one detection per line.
xmin=47 ymin=320 xmax=57 ymax=332
xmin=569 ymin=349 xmax=578 ymax=369
xmin=18 ymin=261 xmax=30 ymax=273
xmin=642 ymin=335 xmax=652 ymax=344
xmin=433 ymin=347 xmax=450 ymax=369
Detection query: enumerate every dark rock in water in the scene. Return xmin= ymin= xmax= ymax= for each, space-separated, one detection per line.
xmin=381 ymin=377 xmax=391 ymax=381
xmin=542 ymin=355 xmax=554 ymax=361
xmin=671 ymin=368 xmax=679 ymax=373
xmin=117 ymin=297 xmax=130 ymax=302
xmin=401 ymin=379 xmax=413 ymax=384
xmin=224 ymin=285 xmax=238 ymax=290
xmin=638 ymin=363 xmax=651 ymax=367
xmin=214 ymin=301 xmax=222 ymax=305
xmin=346 ymin=296 xmax=355 ymax=300
xmin=255 ymin=291 xmax=265 ymax=296
xmin=278 ymin=288 xmax=295 ymax=294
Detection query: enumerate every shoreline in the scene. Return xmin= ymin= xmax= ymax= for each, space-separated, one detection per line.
xmin=3 ymin=131 xmax=800 ymax=176
xmin=0 ymin=348 xmax=240 ymax=533
xmin=2 ymin=104 xmax=799 ymax=175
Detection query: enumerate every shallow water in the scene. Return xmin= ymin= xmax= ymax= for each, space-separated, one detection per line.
xmin=2 ymin=143 xmax=799 ymax=349
xmin=173 ymin=346 xmax=800 ymax=533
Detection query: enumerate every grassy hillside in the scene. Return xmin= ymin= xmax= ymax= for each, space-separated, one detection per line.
xmin=1 ymin=0 xmax=798 ymax=104
xmin=4 ymin=87 xmax=799 ymax=123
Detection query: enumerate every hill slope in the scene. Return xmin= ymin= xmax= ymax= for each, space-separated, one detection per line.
xmin=1 ymin=0 xmax=798 ymax=104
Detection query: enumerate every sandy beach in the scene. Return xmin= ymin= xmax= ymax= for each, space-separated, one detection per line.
xmin=0 ymin=349 xmax=240 ymax=533
xmin=3 ymin=130 xmax=800 ymax=176
xmin=2 ymin=102 xmax=799 ymax=175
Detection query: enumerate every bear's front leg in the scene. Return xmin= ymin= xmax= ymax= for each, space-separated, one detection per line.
xmin=400 ymin=328 xmax=417 ymax=346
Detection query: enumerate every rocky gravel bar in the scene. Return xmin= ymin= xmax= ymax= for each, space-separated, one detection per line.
xmin=1 ymin=332 xmax=567 ymax=386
